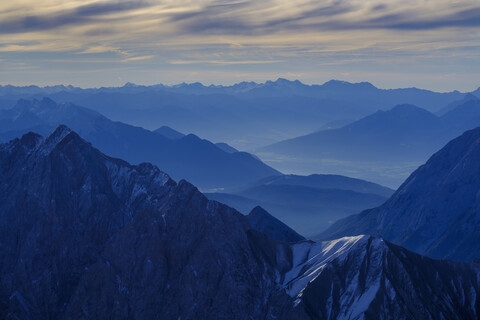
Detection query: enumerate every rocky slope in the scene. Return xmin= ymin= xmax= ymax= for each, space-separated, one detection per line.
xmin=285 ymin=236 xmax=480 ymax=320
xmin=318 ymin=126 xmax=480 ymax=262
xmin=2 ymin=126 xmax=480 ymax=319
xmin=247 ymin=206 xmax=305 ymax=243
xmin=0 ymin=126 xmax=303 ymax=320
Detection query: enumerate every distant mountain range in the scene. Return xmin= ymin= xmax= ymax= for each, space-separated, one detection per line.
xmin=0 ymin=79 xmax=474 ymax=150
xmin=153 ymin=125 xmax=185 ymax=139
xmin=258 ymin=95 xmax=480 ymax=187
xmin=206 ymin=174 xmax=393 ymax=236
xmin=1 ymin=126 xmax=479 ymax=319
xmin=318 ymin=125 xmax=480 ymax=262
xmin=0 ymin=98 xmax=280 ymax=190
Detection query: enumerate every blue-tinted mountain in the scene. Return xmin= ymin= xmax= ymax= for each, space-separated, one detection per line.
xmin=206 ymin=174 xmax=391 ymax=237
xmin=285 ymin=235 xmax=480 ymax=319
xmin=0 ymin=79 xmax=469 ymax=150
xmin=1 ymin=127 xmax=479 ymax=319
xmin=436 ymin=93 xmax=479 ymax=116
xmin=440 ymin=96 xmax=480 ymax=137
xmin=259 ymin=99 xmax=480 ymax=187
xmin=473 ymin=86 xmax=480 ymax=98
xmin=260 ymin=104 xmax=442 ymax=162
xmin=239 ymin=174 xmax=394 ymax=197
xmin=153 ymin=125 xmax=185 ymax=139
xmin=0 ymin=98 xmax=280 ymax=189
xmin=215 ymin=142 xmax=239 ymax=154
xmin=247 ymin=206 xmax=305 ymax=243
xmin=0 ymin=126 xmax=305 ymax=319
xmin=318 ymin=126 xmax=480 ymax=262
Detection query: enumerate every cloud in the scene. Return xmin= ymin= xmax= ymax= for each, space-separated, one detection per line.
xmin=79 ymin=45 xmax=120 ymax=54
xmin=164 ymin=0 xmax=480 ymax=35
xmin=1 ymin=0 xmax=480 ymax=91
xmin=123 ymin=55 xmax=154 ymax=62
xmin=0 ymin=1 xmax=152 ymax=34
xmin=364 ymin=7 xmax=480 ymax=30
xmin=169 ymin=59 xmax=283 ymax=65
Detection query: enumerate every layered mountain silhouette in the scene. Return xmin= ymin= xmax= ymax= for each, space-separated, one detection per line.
xmin=1 ymin=126 xmax=480 ymax=319
xmin=258 ymin=97 xmax=480 ymax=186
xmin=0 ymin=79 xmax=469 ymax=149
xmin=153 ymin=125 xmax=185 ymax=139
xmin=318 ymin=126 xmax=480 ymax=262
xmin=206 ymin=174 xmax=393 ymax=236
xmin=0 ymin=98 xmax=280 ymax=190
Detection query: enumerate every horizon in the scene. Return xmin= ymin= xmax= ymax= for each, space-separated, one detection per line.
xmin=1 ymin=77 xmax=479 ymax=94
xmin=1 ymin=0 xmax=480 ymax=92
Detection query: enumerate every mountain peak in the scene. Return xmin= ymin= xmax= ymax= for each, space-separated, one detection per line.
xmin=322 ymin=79 xmax=376 ymax=89
xmin=389 ymin=103 xmax=429 ymax=114
xmin=45 ymin=124 xmax=73 ymax=143
xmin=247 ymin=206 xmax=305 ymax=243
xmin=318 ymin=125 xmax=480 ymax=261
xmin=19 ymin=131 xmax=43 ymax=149
xmin=41 ymin=124 xmax=87 ymax=155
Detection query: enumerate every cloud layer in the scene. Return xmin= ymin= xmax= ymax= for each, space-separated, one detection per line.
xmin=0 ymin=0 xmax=479 ymax=90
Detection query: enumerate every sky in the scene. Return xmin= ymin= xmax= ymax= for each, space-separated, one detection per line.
xmin=0 ymin=0 xmax=479 ymax=92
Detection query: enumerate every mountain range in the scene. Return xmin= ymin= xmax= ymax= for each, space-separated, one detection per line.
xmin=318 ymin=125 xmax=480 ymax=262
xmin=1 ymin=126 xmax=480 ymax=319
xmin=258 ymin=95 xmax=480 ymax=187
xmin=0 ymin=98 xmax=280 ymax=190
xmin=206 ymin=174 xmax=393 ymax=237
xmin=0 ymin=79 xmax=474 ymax=150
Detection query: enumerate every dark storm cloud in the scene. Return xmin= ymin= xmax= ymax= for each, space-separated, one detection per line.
xmin=0 ymin=1 xmax=152 ymax=34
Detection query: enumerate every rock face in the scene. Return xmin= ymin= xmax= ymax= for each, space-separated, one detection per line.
xmin=0 ymin=126 xmax=303 ymax=320
xmin=285 ymin=236 xmax=480 ymax=320
xmin=2 ymin=126 xmax=480 ymax=319
xmin=318 ymin=126 xmax=480 ymax=262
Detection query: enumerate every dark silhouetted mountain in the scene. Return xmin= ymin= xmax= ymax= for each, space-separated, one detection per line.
xmin=153 ymin=125 xmax=185 ymax=139
xmin=0 ymin=98 xmax=280 ymax=190
xmin=0 ymin=126 xmax=305 ymax=320
xmin=215 ymin=142 xmax=239 ymax=154
xmin=1 ymin=127 xmax=479 ymax=319
xmin=206 ymin=174 xmax=390 ymax=237
xmin=247 ymin=206 xmax=305 ymax=243
xmin=285 ymin=235 xmax=480 ymax=319
xmin=318 ymin=126 xmax=480 ymax=262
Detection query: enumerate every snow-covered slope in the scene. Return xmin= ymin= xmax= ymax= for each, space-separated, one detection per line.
xmin=285 ymin=236 xmax=480 ymax=319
